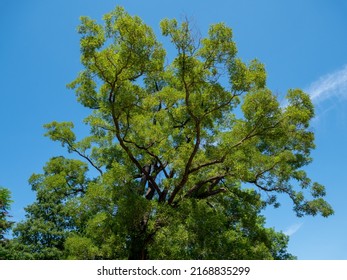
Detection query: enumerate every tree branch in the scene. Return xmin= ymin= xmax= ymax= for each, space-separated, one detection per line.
xmin=185 ymin=174 xmax=225 ymax=198
xmin=70 ymin=147 xmax=103 ymax=176
xmin=188 ymin=156 xmax=226 ymax=174
xmin=110 ymin=102 xmax=162 ymax=197
xmin=122 ymin=137 xmax=170 ymax=179
xmin=56 ymin=136 xmax=103 ymax=176
xmin=196 ymin=187 xmax=227 ymax=199
xmin=168 ymin=120 xmax=201 ymax=204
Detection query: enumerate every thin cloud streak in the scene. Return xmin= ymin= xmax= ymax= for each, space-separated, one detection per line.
xmin=284 ymin=223 xmax=303 ymax=236
xmin=306 ymin=64 xmax=347 ymax=103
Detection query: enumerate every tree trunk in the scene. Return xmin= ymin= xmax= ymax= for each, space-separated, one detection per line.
xmin=128 ymin=212 xmax=151 ymax=260
xmin=128 ymin=234 xmax=149 ymax=260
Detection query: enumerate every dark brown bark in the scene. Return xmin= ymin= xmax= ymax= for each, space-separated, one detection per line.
xmin=128 ymin=234 xmax=148 ymax=260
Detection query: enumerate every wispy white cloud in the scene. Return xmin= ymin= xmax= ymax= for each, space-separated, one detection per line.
xmin=284 ymin=223 xmax=303 ymax=236
xmin=306 ymin=64 xmax=347 ymax=103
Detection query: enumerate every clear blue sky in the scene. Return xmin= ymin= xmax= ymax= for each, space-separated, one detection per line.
xmin=1 ymin=0 xmax=347 ymax=259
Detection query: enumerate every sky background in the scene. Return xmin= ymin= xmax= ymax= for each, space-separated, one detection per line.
xmin=1 ymin=0 xmax=347 ymax=259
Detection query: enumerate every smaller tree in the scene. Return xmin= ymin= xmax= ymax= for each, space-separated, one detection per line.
xmin=11 ymin=157 xmax=89 ymax=260
xmin=0 ymin=186 xmax=14 ymax=260
xmin=0 ymin=187 xmax=13 ymax=241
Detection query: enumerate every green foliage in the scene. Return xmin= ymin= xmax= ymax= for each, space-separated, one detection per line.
xmin=10 ymin=6 xmax=332 ymax=260
xmin=10 ymin=157 xmax=89 ymax=259
xmin=0 ymin=187 xmax=13 ymax=241
xmin=0 ymin=187 xmax=16 ymax=260
xmin=148 ymin=193 xmax=295 ymax=260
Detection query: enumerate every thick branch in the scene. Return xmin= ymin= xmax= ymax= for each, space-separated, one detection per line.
xmin=185 ymin=174 xmax=225 ymax=198
xmin=196 ymin=187 xmax=227 ymax=199
xmin=123 ymin=138 xmax=170 ymax=179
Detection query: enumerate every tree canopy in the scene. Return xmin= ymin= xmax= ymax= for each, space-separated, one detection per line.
xmin=5 ymin=6 xmax=333 ymax=260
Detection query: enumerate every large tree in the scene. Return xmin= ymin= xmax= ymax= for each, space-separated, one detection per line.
xmin=13 ymin=6 xmax=332 ymax=260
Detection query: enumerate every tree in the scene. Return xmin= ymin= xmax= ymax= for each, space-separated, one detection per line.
xmin=0 ymin=187 xmax=13 ymax=241
xmin=13 ymin=6 xmax=332 ymax=260
xmin=11 ymin=157 xmax=89 ymax=259
xmin=0 ymin=186 xmax=14 ymax=259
